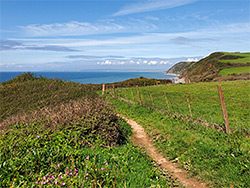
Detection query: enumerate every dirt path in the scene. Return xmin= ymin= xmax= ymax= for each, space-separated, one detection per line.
xmin=119 ymin=115 xmax=208 ymax=188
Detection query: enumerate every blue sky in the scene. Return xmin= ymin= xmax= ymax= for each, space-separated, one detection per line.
xmin=0 ymin=0 xmax=249 ymax=72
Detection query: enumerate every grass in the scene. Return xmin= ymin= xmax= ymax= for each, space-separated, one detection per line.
xmin=219 ymin=66 xmax=250 ymax=76
xmin=108 ymin=97 xmax=250 ymax=187
xmin=114 ymin=80 xmax=250 ymax=131
xmin=0 ymin=73 xmax=179 ymax=187
xmin=219 ymin=52 xmax=250 ymax=64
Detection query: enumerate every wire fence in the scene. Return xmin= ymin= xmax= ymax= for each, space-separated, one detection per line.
xmin=103 ymin=81 xmax=250 ymax=134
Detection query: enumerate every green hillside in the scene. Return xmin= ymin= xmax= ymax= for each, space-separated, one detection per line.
xmin=179 ymin=52 xmax=250 ymax=82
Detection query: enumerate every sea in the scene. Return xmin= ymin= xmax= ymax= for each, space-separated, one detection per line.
xmin=0 ymin=72 xmax=176 ymax=84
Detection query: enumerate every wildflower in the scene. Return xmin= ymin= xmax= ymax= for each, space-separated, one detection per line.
xmin=86 ymin=173 xmax=88 ymax=176
xmin=43 ymin=176 xmax=46 ymax=180
xmin=57 ymin=164 xmax=60 ymax=168
xmin=65 ymin=167 xmax=68 ymax=170
xmin=76 ymin=173 xmax=78 ymax=176
xmin=55 ymin=181 xmax=58 ymax=184
xmin=105 ymin=162 xmax=108 ymax=165
xmin=86 ymin=156 xmax=89 ymax=160
xmin=86 ymin=177 xmax=88 ymax=179
xmin=61 ymin=182 xmax=65 ymax=186
xmin=59 ymin=175 xmax=63 ymax=179
xmin=55 ymin=121 xmax=57 ymax=124
xmin=43 ymin=182 xmax=46 ymax=185
xmin=36 ymin=135 xmax=40 ymax=138
xmin=74 ymin=169 xmax=78 ymax=172
xmin=101 ymin=167 xmax=104 ymax=170
xmin=35 ymin=182 xmax=39 ymax=185
xmin=52 ymin=176 xmax=55 ymax=179
xmin=69 ymin=172 xmax=73 ymax=176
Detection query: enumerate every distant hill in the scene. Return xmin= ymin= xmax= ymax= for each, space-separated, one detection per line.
xmin=166 ymin=61 xmax=195 ymax=75
xmin=178 ymin=52 xmax=250 ymax=83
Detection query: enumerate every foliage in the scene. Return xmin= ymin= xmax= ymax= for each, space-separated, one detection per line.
xmin=95 ymin=76 xmax=172 ymax=89
xmin=108 ymin=98 xmax=250 ymax=187
xmin=115 ymin=80 xmax=250 ymax=131
xmin=0 ymin=72 xmax=97 ymax=121
xmin=219 ymin=66 xmax=250 ymax=76
xmin=0 ymin=118 xmax=178 ymax=187
xmin=0 ymin=73 xmax=178 ymax=187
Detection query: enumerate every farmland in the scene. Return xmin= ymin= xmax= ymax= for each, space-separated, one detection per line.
xmin=219 ymin=66 xmax=250 ymax=76
xmin=114 ymin=80 xmax=250 ymax=131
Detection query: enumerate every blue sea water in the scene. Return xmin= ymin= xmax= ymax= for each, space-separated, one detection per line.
xmin=0 ymin=72 xmax=176 ymax=84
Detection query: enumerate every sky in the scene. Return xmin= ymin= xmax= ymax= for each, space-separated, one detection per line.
xmin=0 ymin=0 xmax=249 ymax=72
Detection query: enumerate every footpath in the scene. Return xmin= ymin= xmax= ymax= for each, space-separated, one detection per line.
xmin=118 ymin=115 xmax=208 ymax=188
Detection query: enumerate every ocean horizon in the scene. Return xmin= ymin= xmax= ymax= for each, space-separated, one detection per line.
xmin=0 ymin=72 xmax=176 ymax=84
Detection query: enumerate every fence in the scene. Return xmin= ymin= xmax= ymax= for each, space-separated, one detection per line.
xmin=102 ymin=82 xmax=250 ymax=134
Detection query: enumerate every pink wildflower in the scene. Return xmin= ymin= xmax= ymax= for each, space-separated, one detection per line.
xmin=86 ymin=156 xmax=89 ymax=160
xmin=55 ymin=181 xmax=58 ymax=184
xmin=57 ymin=164 xmax=60 ymax=168
xmin=61 ymin=182 xmax=65 ymax=186
xmin=35 ymin=181 xmax=39 ymax=185
xmin=105 ymin=162 xmax=108 ymax=165
xmin=101 ymin=167 xmax=104 ymax=170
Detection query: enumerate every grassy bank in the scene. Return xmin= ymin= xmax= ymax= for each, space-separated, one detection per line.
xmin=108 ymin=97 xmax=250 ymax=187
xmin=0 ymin=73 xmax=178 ymax=187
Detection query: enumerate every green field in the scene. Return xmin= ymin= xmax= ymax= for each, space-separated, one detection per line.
xmin=108 ymin=96 xmax=250 ymax=187
xmin=219 ymin=66 xmax=250 ymax=75
xmin=114 ymin=80 xmax=250 ymax=131
xmin=219 ymin=52 xmax=250 ymax=64
xmin=0 ymin=73 xmax=178 ymax=187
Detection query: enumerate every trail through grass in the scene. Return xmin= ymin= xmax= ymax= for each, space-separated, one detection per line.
xmin=108 ymin=97 xmax=250 ymax=188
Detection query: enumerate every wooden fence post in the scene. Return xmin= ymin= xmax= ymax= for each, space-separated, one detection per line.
xmin=149 ymin=91 xmax=155 ymax=109
xmin=136 ymin=85 xmax=143 ymax=106
xmin=102 ymin=84 xmax=105 ymax=95
xmin=185 ymin=92 xmax=193 ymax=121
xmin=218 ymin=85 xmax=231 ymax=134
xmin=163 ymin=91 xmax=170 ymax=113
xmin=113 ymin=84 xmax=116 ymax=98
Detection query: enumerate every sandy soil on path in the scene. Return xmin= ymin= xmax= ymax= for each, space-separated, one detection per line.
xmin=118 ymin=115 xmax=208 ymax=188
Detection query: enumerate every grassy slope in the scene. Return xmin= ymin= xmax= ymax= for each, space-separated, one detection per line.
xmin=115 ymin=80 xmax=250 ymax=131
xmin=219 ymin=66 xmax=250 ymax=75
xmin=108 ymin=97 xmax=250 ymax=188
xmin=0 ymin=73 xmax=178 ymax=187
xmin=219 ymin=52 xmax=250 ymax=64
xmin=180 ymin=52 xmax=250 ymax=82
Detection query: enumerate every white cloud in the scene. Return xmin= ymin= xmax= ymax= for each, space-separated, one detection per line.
xmin=148 ymin=61 xmax=158 ymax=65
xmin=20 ymin=19 xmax=157 ymax=37
xmin=113 ymin=0 xmax=198 ymax=16
xmin=187 ymin=58 xmax=199 ymax=62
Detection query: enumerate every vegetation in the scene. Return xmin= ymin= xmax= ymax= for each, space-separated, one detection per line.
xmin=0 ymin=73 xmax=178 ymax=187
xmin=95 ymin=76 xmax=172 ymax=89
xmin=219 ymin=66 xmax=250 ymax=76
xmin=177 ymin=52 xmax=250 ymax=82
xmin=166 ymin=61 xmax=195 ymax=75
xmin=107 ymin=97 xmax=250 ymax=187
xmin=114 ymin=80 xmax=250 ymax=131
xmin=219 ymin=52 xmax=250 ymax=64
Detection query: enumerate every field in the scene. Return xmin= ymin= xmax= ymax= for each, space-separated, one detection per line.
xmin=114 ymin=80 xmax=250 ymax=131
xmin=107 ymin=86 xmax=250 ymax=187
xmin=219 ymin=66 xmax=250 ymax=75
xmin=219 ymin=52 xmax=250 ymax=64
xmin=0 ymin=73 xmax=178 ymax=187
